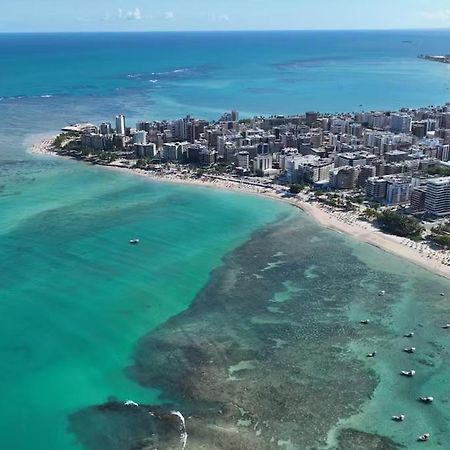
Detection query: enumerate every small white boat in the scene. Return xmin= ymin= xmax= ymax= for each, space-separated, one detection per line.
xmin=404 ymin=347 xmax=416 ymax=353
xmin=366 ymin=352 xmax=377 ymax=358
xmin=360 ymin=319 xmax=370 ymax=324
xmin=419 ymin=396 xmax=434 ymax=404
xmin=442 ymin=323 xmax=450 ymax=329
xmin=440 ymin=293 xmax=445 ymax=296
xmin=400 ymin=370 xmax=415 ymax=377
xmin=392 ymin=414 xmax=405 ymax=422
xmin=378 ymin=290 xmax=386 ymax=296
xmin=418 ymin=433 xmax=430 ymax=442
xmin=129 ymin=239 xmax=140 ymax=244
xmin=404 ymin=332 xmax=414 ymax=338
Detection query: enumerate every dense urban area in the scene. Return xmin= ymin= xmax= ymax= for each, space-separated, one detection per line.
xmin=52 ymin=105 xmax=450 ymax=244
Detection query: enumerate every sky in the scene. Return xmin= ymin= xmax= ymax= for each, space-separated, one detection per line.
xmin=1 ymin=0 xmax=450 ymax=32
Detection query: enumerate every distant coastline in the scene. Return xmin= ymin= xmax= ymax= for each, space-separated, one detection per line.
xmin=418 ymin=54 xmax=450 ymax=64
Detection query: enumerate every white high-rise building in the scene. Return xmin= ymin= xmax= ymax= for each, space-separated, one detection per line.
xmin=425 ymin=177 xmax=450 ymax=216
xmin=115 ymin=114 xmax=126 ymax=135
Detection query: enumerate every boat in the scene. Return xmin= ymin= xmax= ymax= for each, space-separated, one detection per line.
xmin=404 ymin=332 xmax=414 ymax=338
xmin=440 ymin=293 xmax=445 ymax=296
xmin=418 ymin=433 xmax=430 ymax=442
xmin=392 ymin=414 xmax=405 ymax=422
xmin=400 ymin=370 xmax=415 ymax=377
xmin=129 ymin=239 xmax=140 ymax=244
xmin=442 ymin=323 xmax=450 ymax=329
xmin=419 ymin=396 xmax=434 ymax=404
xmin=378 ymin=290 xmax=386 ymax=296
xmin=366 ymin=352 xmax=377 ymax=358
xmin=404 ymin=347 xmax=416 ymax=353
xmin=360 ymin=319 xmax=370 ymax=324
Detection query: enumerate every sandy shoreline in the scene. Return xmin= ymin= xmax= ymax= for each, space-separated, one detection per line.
xmin=28 ymin=135 xmax=58 ymax=156
xmin=30 ymin=138 xmax=450 ymax=280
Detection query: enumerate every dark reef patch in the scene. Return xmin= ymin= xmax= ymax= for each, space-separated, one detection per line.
xmin=337 ymin=428 xmax=404 ymax=449
xmin=69 ymin=401 xmax=187 ymax=450
xmin=71 ymin=215 xmax=404 ymax=449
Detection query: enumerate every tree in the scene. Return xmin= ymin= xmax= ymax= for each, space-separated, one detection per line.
xmin=289 ymin=184 xmax=303 ymax=194
xmin=427 ymin=166 xmax=450 ymax=176
xmin=430 ymin=233 xmax=450 ymax=248
xmin=377 ymin=210 xmax=424 ymax=240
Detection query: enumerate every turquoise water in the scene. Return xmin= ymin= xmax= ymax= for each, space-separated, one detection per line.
xmin=0 ymin=158 xmax=291 ymax=449
xmin=1 ymin=30 xmax=450 ymax=449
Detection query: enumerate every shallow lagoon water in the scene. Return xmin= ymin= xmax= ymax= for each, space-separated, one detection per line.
xmin=73 ymin=215 xmax=449 ymax=449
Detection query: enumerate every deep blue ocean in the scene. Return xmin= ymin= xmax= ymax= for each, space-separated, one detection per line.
xmin=1 ymin=31 xmax=450 ymax=450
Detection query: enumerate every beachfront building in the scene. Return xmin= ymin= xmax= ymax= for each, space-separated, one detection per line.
xmin=424 ymin=177 xmax=450 ymax=216
xmin=134 ymin=143 xmax=156 ymax=158
xmin=161 ymin=142 xmax=189 ymax=161
xmin=329 ymin=166 xmax=358 ymax=189
xmin=366 ymin=177 xmax=388 ymax=202
xmin=411 ymin=186 xmax=427 ymax=212
xmin=81 ymin=133 xmax=113 ymax=151
xmin=385 ymin=177 xmax=413 ymax=205
xmin=366 ymin=175 xmax=414 ymax=205
xmin=236 ymin=151 xmax=250 ymax=170
xmin=252 ymin=154 xmax=273 ymax=174
xmin=285 ymin=155 xmax=333 ymax=184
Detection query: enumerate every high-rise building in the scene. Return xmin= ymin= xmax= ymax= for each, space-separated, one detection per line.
xmin=366 ymin=177 xmax=388 ymax=201
xmin=115 ymin=115 xmax=126 ymax=135
xmin=411 ymin=187 xmax=427 ymax=212
xmin=385 ymin=178 xmax=412 ymax=205
xmin=99 ymin=122 xmax=112 ymax=135
xmin=253 ymin=154 xmax=272 ymax=173
xmin=412 ymin=122 xmax=427 ymax=139
xmin=329 ymin=166 xmax=358 ymax=189
xmin=424 ymin=177 xmax=450 ymax=216
xmin=305 ymin=111 xmax=318 ymax=126
xmin=390 ymin=114 xmax=412 ymax=133
xmin=236 ymin=151 xmax=250 ymax=170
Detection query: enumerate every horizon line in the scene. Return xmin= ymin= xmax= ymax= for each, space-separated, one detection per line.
xmin=1 ymin=26 xmax=450 ymax=35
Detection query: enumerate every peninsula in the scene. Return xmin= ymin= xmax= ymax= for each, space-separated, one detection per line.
xmin=419 ymin=54 xmax=450 ymax=64
xmin=34 ymin=104 xmax=450 ymax=278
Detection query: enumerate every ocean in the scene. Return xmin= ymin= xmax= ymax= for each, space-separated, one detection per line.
xmin=0 ymin=30 xmax=450 ymax=449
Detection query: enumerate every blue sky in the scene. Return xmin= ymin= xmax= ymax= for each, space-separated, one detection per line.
xmin=2 ymin=0 xmax=450 ymax=32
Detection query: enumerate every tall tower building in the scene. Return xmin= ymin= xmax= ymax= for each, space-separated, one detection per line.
xmin=115 ymin=114 xmax=126 ymax=135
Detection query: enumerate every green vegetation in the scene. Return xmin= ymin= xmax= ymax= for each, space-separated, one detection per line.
xmin=195 ymin=168 xmax=206 ymax=178
xmin=430 ymin=234 xmax=450 ymax=247
xmin=289 ymin=184 xmax=303 ymax=194
xmin=53 ymin=133 xmax=68 ymax=148
xmin=134 ymin=159 xmax=147 ymax=168
xmin=430 ymin=222 xmax=450 ymax=247
xmin=426 ymin=166 xmax=450 ymax=176
xmin=376 ymin=210 xmax=424 ymax=240
xmin=350 ymin=194 xmax=364 ymax=204
xmin=360 ymin=208 xmax=379 ymax=220
xmin=53 ymin=132 xmax=77 ymax=148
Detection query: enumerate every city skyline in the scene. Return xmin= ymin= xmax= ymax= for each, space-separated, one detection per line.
xmin=2 ymin=0 xmax=450 ymax=33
